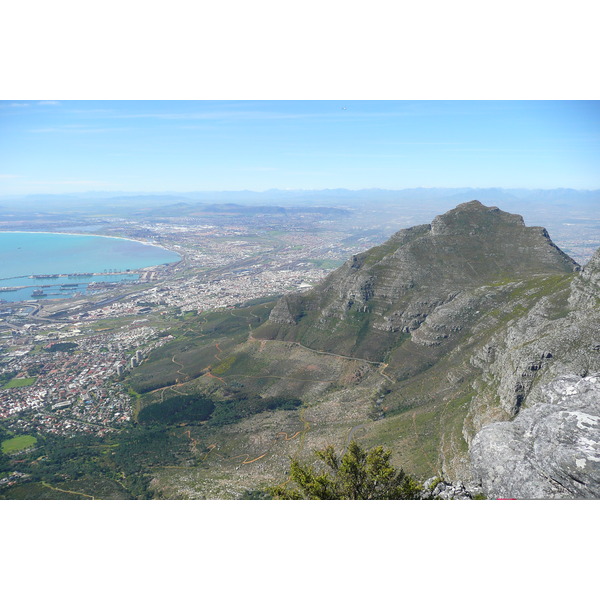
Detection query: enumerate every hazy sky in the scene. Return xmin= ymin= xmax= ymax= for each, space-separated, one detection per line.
xmin=1 ymin=100 xmax=599 ymax=194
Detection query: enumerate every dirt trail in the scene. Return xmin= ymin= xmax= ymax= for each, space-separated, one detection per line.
xmin=230 ymin=423 xmax=306 ymax=467
xmin=248 ymin=335 xmax=396 ymax=384
xmin=171 ymin=355 xmax=188 ymax=381
xmin=345 ymin=424 xmax=367 ymax=447
xmin=41 ymin=481 xmax=95 ymax=500
xmin=204 ymin=371 xmax=226 ymax=384
xmin=231 ymin=452 xmax=269 ymax=464
xmin=378 ymin=362 xmax=394 ymax=384
xmin=146 ymin=354 xmax=190 ymax=402
xmin=185 ymin=429 xmax=199 ymax=451
xmin=276 ymin=431 xmax=301 ymax=441
xmin=226 ymin=373 xmax=338 ymax=383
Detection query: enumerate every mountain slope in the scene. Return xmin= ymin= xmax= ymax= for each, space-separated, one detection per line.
xmin=257 ymin=201 xmax=577 ymax=364
xmin=248 ymin=201 xmax=598 ymax=496
xmin=129 ymin=201 xmax=598 ymax=498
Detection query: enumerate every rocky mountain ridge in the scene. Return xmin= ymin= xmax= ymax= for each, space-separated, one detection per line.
xmin=264 ymin=201 xmax=577 ymax=360
xmin=256 ymin=201 xmax=600 ymax=498
xmin=126 ymin=201 xmax=598 ymax=499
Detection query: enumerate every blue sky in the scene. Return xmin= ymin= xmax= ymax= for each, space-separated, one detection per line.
xmin=1 ymin=100 xmax=599 ymax=194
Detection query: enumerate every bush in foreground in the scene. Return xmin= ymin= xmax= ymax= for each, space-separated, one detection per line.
xmin=268 ymin=441 xmax=422 ymax=500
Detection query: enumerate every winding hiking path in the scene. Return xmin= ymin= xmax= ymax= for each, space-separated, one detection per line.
xmin=41 ymin=481 xmax=95 ymax=500
xmin=172 ymin=355 xmax=187 ymax=381
xmin=247 ymin=325 xmax=396 ymax=384
xmin=345 ymin=424 xmax=367 ymax=447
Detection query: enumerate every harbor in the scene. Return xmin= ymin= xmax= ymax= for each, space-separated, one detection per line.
xmin=29 ymin=270 xmax=132 ymax=279
xmin=0 ymin=272 xmax=142 ymax=303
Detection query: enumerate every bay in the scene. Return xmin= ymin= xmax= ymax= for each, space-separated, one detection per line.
xmin=0 ymin=232 xmax=180 ymax=303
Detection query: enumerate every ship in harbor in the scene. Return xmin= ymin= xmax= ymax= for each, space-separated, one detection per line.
xmin=31 ymin=274 xmax=60 ymax=279
xmin=32 ymin=289 xmax=47 ymax=297
xmin=60 ymin=283 xmax=79 ymax=289
xmin=68 ymin=273 xmax=93 ymax=278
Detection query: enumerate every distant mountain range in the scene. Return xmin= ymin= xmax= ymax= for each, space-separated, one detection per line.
xmin=1 ymin=187 xmax=599 ymax=208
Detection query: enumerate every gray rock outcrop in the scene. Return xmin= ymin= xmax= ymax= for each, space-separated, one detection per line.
xmin=421 ymin=477 xmax=477 ymax=500
xmin=470 ymin=374 xmax=600 ymax=499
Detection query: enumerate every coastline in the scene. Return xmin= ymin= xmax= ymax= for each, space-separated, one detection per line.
xmin=0 ymin=231 xmax=182 ymax=283
xmin=0 ymin=229 xmax=181 ymax=256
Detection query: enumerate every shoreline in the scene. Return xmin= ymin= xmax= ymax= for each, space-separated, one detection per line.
xmin=0 ymin=229 xmax=181 ymax=255
xmin=0 ymin=230 xmax=182 ymax=281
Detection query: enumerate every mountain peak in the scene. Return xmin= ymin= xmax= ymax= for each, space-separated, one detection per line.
xmin=430 ymin=199 xmax=524 ymax=236
xmin=261 ymin=202 xmax=579 ymax=361
xmin=456 ymin=199 xmax=488 ymax=209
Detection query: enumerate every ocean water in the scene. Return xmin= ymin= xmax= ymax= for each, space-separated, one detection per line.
xmin=0 ymin=232 xmax=180 ymax=303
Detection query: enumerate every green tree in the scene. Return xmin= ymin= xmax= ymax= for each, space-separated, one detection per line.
xmin=268 ymin=441 xmax=422 ymax=500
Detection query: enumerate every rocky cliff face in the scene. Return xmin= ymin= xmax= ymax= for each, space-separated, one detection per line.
xmin=467 ymin=248 xmax=600 ymax=498
xmin=570 ymin=247 xmax=600 ymax=309
xmin=470 ymin=374 xmax=600 ymax=499
xmin=465 ymin=249 xmax=600 ymax=414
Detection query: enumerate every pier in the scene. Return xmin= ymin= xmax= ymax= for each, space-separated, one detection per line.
xmin=30 ymin=270 xmax=134 ymax=279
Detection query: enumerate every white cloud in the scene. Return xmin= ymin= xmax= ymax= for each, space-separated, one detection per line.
xmin=38 ymin=100 xmax=61 ymax=105
xmin=0 ymin=174 xmax=22 ymax=179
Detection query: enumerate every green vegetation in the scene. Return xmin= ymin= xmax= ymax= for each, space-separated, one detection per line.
xmin=268 ymin=441 xmax=422 ymax=500
xmin=428 ymin=476 xmax=444 ymax=490
xmin=3 ymin=203 xmax=592 ymax=500
xmin=1 ymin=435 xmax=37 ymax=454
xmin=211 ymin=355 xmax=237 ymax=375
xmin=126 ymin=301 xmax=275 ymax=394
xmin=2 ymin=377 xmax=37 ymax=389
xmin=0 ymin=371 xmax=18 ymax=386
xmin=307 ymin=258 xmax=345 ymax=270
xmin=239 ymin=294 xmax=281 ymax=308
xmin=138 ymin=393 xmax=215 ymax=425
xmin=0 ymin=427 xmax=195 ymax=500
xmin=210 ymin=395 xmax=301 ymax=427
xmin=0 ymin=428 xmax=11 ymax=474
xmin=110 ymin=428 xmax=192 ymax=482
xmin=45 ymin=341 xmax=78 ymax=353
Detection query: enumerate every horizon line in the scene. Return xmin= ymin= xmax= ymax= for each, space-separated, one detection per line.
xmin=2 ymin=185 xmax=600 ymax=198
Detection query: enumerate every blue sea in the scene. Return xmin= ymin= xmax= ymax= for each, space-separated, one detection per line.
xmin=0 ymin=232 xmax=180 ymax=303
